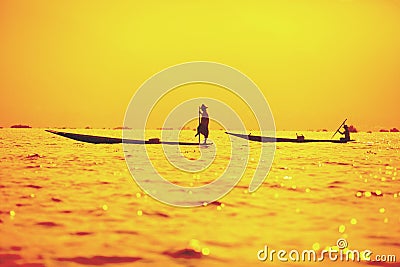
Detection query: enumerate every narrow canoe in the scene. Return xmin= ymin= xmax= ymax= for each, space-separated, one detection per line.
xmin=225 ymin=132 xmax=354 ymax=143
xmin=46 ymin=130 xmax=210 ymax=145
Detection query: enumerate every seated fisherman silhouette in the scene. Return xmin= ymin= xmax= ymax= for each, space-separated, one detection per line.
xmin=338 ymin=124 xmax=350 ymax=142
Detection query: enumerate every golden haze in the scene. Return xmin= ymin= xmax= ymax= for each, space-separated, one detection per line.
xmin=0 ymin=0 xmax=399 ymax=130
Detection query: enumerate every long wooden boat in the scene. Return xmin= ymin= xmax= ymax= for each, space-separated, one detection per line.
xmin=46 ymin=130 xmax=210 ymax=145
xmin=225 ymin=132 xmax=354 ymax=143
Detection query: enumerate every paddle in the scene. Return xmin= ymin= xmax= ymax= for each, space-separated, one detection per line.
xmin=198 ymin=106 xmax=201 ymax=144
xmin=331 ymin=119 xmax=347 ymax=139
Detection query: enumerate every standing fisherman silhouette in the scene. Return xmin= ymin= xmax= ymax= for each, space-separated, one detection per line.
xmin=338 ymin=124 xmax=351 ymax=142
xmin=195 ymin=104 xmax=209 ymax=144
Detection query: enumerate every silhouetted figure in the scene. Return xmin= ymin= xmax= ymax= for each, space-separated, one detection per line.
xmin=338 ymin=124 xmax=350 ymax=142
xmin=195 ymin=104 xmax=209 ymax=144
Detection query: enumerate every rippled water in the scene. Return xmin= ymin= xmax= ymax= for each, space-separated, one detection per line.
xmin=1 ymin=129 xmax=399 ymax=266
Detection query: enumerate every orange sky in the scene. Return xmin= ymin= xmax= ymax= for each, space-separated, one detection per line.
xmin=0 ymin=0 xmax=399 ymax=130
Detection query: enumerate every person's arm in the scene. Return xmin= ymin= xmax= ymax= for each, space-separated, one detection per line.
xmin=338 ymin=130 xmax=344 ymax=135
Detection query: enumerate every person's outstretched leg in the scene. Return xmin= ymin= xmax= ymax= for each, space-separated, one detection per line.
xmin=203 ymin=129 xmax=209 ymax=144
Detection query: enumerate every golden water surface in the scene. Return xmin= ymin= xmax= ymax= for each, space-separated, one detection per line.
xmin=0 ymin=129 xmax=399 ymax=266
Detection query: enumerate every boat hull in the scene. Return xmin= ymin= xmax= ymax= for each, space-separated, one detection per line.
xmin=46 ymin=130 xmax=209 ymax=145
xmin=225 ymin=132 xmax=353 ymax=143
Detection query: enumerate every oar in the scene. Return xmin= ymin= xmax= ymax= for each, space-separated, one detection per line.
xmin=331 ymin=119 xmax=347 ymax=139
xmin=198 ymin=106 xmax=201 ymax=144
